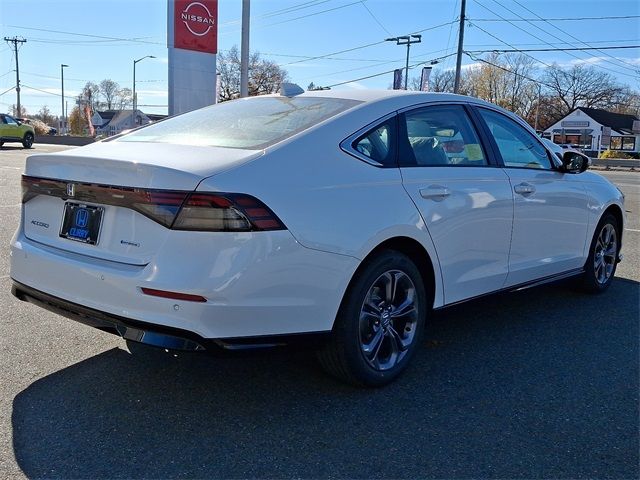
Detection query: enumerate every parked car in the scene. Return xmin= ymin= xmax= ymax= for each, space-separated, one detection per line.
xmin=557 ymin=143 xmax=584 ymax=153
xmin=20 ymin=118 xmax=57 ymax=135
xmin=10 ymin=89 xmax=624 ymax=386
xmin=0 ymin=114 xmax=35 ymax=148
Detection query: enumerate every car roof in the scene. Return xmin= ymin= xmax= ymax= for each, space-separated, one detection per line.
xmin=294 ymin=89 xmax=492 ymax=107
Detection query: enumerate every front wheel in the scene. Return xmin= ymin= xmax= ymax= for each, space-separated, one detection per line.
xmin=22 ymin=132 xmax=34 ymax=149
xmin=582 ymin=213 xmax=619 ymax=293
xmin=317 ymin=251 xmax=427 ymax=387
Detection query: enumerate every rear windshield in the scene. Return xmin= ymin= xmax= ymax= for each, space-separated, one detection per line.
xmin=117 ymin=96 xmax=361 ymax=149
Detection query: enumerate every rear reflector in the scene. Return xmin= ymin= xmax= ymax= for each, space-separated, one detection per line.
xmin=140 ymin=287 xmax=207 ymax=303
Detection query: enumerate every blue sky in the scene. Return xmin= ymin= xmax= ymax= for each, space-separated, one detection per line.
xmin=1 ymin=0 xmax=638 ymax=116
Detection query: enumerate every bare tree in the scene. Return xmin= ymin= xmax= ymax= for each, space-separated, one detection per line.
xmin=115 ymin=87 xmax=133 ymax=110
xmin=10 ymin=104 xmax=27 ymax=118
xmin=218 ymin=46 xmax=289 ymax=102
xmin=430 ymin=69 xmax=456 ymax=93
xmin=33 ymin=105 xmax=56 ymax=126
xmin=99 ymin=79 xmax=120 ymax=110
xmin=77 ymin=81 xmax=102 ymax=112
xmin=542 ymin=64 xmax=625 ymax=118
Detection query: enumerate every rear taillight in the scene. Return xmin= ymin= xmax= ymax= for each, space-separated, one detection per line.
xmin=173 ymin=193 xmax=285 ymax=232
xmin=21 ymin=175 xmax=285 ymax=232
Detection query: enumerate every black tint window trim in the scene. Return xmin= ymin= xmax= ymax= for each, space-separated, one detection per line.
xmin=472 ymin=106 xmax=555 ymax=171
xmin=397 ymin=103 xmax=497 ymax=168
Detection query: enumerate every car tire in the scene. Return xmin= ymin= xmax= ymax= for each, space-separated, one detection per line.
xmin=22 ymin=132 xmax=34 ymax=149
xmin=0 ymin=141 xmax=4 ymax=147
xmin=582 ymin=213 xmax=619 ymax=293
xmin=317 ymin=250 xmax=427 ymax=387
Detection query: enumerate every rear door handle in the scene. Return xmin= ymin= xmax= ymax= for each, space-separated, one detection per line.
xmin=514 ymin=182 xmax=535 ymax=195
xmin=420 ymin=185 xmax=451 ymax=200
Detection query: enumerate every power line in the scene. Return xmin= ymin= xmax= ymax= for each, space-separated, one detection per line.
xmin=465 ymin=51 xmax=555 ymax=90
xmin=325 ymin=52 xmax=457 ymax=88
xmin=359 ymin=1 xmax=392 ymax=36
xmin=282 ymin=20 xmax=456 ymax=66
xmin=468 ymin=20 xmax=553 ymax=68
xmin=6 ymin=25 xmax=163 ymax=45
xmin=466 ymin=38 xmax=640 ymax=48
xmin=21 ymin=84 xmax=76 ymax=101
xmin=471 ymin=14 xmax=640 ymax=22
xmin=510 ymin=0 xmax=640 ymax=73
xmin=224 ymin=0 xmax=364 ymax=33
xmin=218 ymin=0 xmax=334 ymax=27
xmin=468 ymin=45 xmax=640 ymax=53
xmin=485 ymin=0 xmax=638 ymax=78
xmin=300 ymin=47 xmax=452 ymax=82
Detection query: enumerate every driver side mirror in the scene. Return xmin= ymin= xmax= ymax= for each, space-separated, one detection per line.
xmin=560 ymin=151 xmax=589 ymax=174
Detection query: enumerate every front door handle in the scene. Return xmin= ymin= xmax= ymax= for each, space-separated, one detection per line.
xmin=420 ymin=185 xmax=451 ymax=200
xmin=514 ymin=182 xmax=535 ymax=196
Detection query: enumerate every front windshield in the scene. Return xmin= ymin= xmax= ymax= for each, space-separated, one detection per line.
xmin=118 ymin=96 xmax=361 ymax=149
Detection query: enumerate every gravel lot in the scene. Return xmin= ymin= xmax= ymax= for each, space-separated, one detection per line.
xmin=1 ymin=144 xmax=638 ymax=479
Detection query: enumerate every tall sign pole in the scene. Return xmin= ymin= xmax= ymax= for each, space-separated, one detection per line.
xmin=168 ymin=0 xmax=218 ymax=115
xmin=240 ymin=0 xmax=250 ymax=98
xmin=385 ymin=35 xmax=422 ymax=90
xmin=454 ymin=0 xmax=466 ymax=93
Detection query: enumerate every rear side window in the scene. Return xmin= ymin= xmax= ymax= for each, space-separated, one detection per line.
xmin=478 ymin=108 xmax=551 ymax=169
xmin=352 ymin=119 xmax=395 ymax=166
xmin=400 ymin=105 xmax=487 ymax=167
xmin=118 ymin=96 xmax=361 ymax=149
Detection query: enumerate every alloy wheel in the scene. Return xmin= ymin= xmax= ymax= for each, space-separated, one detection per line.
xmin=358 ymin=270 xmax=419 ymax=371
xmin=594 ymin=223 xmax=617 ymax=285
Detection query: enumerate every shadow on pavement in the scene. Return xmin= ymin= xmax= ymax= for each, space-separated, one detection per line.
xmin=12 ymin=279 xmax=639 ymax=479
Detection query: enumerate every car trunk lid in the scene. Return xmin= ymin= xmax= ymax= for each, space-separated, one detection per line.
xmin=22 ymin=142 xmax=262 ymax=265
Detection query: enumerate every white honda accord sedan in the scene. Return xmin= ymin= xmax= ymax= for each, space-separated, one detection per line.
xmin=11 ymin=88 xmax=624 ymax=386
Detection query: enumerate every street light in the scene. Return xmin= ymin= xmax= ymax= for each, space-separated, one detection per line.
xmin=60 ymin=64 xmax=68 ymax=134
xmin=133 ymin=55 xmax=155 ymax=118
xmin=385 ymin=35 xmax=422 ymax=90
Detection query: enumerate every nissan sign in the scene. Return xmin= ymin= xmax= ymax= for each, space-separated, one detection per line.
xmin=174 ymin=0 xmax=218 ymax=54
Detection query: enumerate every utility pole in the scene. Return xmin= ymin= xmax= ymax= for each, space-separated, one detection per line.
xmin=61 ymin=64 xmax=68 ymax=134
xmin=4 ymin=37 xmax=27 ymax=116
xmin=240 ymin=0 xmax=250 ymax=98
xmin=534 ymin=83 xmax=541 ymax=132
xmin=386 ymin=35 xmax=422 ymax=90
xmin=454 ymin=0 xmax=466 ymax=93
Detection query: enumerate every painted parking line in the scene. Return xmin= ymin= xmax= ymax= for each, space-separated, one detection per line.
xmin=625 ymin=228 xmax=640 ymax=233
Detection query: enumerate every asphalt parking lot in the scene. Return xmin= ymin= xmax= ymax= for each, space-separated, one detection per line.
xmin=1 ymin=144 xmax=638 ymax=479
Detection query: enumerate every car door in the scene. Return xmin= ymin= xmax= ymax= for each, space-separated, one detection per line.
xmin=0 ymin=114 xmax=9 ymax=139
xmin=474 ymin=107 xmax=590 ymax=287
xmin=399 ymin=104 xmax=513 ymax=304
xmin=2 ymin=115 xmax=21 ymax=139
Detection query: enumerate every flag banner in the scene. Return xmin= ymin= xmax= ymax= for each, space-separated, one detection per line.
xmin=420 ymin=67 xmax=432 ymax=91
xmin=393 ymin=69 xmax=403 ymax=90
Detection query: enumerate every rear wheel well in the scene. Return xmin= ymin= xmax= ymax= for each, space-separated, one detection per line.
xmin=353 ymin=237 xmax=436 ymax=309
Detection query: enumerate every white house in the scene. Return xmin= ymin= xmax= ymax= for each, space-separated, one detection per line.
xmin=91 ymin=109 xmax=153 ymax=136
xmin=543 ymin=107 xmax=640 ymax=155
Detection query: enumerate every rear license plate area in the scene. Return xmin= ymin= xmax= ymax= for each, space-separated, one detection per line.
xmin=59 ymin=202 xmax=103 ymax=245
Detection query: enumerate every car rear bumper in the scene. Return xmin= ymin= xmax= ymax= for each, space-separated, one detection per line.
xmin=11 ymin=281 xmax=331 ymax=350
xmin=10 ymin=230 xmax=359 ymax=339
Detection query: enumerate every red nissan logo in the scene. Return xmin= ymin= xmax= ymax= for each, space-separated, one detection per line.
xmin=181 ymin=2 xmax=216 ymax=37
